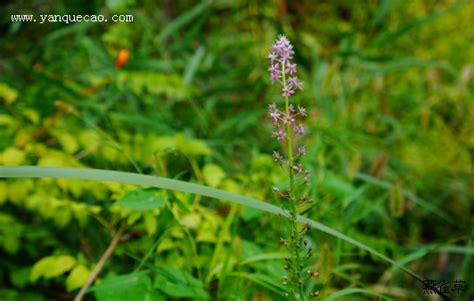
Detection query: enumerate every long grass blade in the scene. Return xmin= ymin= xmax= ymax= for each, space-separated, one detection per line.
xmin=326 ymin=288 xmax=394 ymax=301
xmin=158 ymin=0 xmax=212 ymax=41
xmin=0 ymin=166 xmax=452 ymax=300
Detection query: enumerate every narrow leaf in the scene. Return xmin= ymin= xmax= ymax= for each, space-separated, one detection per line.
xmin=0 ymin=166 xmax=450 ymax=299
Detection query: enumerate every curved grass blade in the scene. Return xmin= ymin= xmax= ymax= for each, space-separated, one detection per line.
xmin=240 ymin=253 xmax=288 ymax=266
xmin=226 ymin=272 xmax=286 ymax=296
xmin=0 ymin=166 xmax=452 ymax=300
xmin=158 ymin=0 xmax=212 ymax=42
xmin=326 ymin=288 xmax=394 ymax=301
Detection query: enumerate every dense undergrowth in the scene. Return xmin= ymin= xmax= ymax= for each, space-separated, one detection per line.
xmin=0 ymin=0 xmax=473 ymax=300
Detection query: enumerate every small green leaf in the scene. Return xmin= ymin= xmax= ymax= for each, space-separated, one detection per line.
xmin=0 ymin=83 xmax=18 ymax=104
xmin=1 ymin=147 xmax=25 ymax=165
xmin=31 ymin=255 xmax=76 ymax=282
xmin=116 ymin=189 xmax=165 ymax=211
xmin=92 ymin=272 xmax=162 ymax=301
xmin=31 ymin=257 xmax=57 ymax=282
xmin=66 ymin=265 xmax=91 ymax=292
xmin=54 ymin=132 xmax=79 ymax=154
xmin=174 ymin=134 xmax=211 ymax=157
xmin=144 ymin=212 xmax=158 ymax=235
xmin=202 ymin=164 xmax=225 ymax=188
xmin=54 ymin=209 xmax=72 ymax=228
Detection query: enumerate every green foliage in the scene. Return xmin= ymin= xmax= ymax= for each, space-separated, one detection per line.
xmin=0 ymin=215 xmax=22 ymax=253
xmin=31 ymin=255 xmax=76 ymax=282
xmin=0 ymin=83 xmax=18 ymax=104
xmin=66 ymin=265 xmax=92 ymax=292
xmin=202 ymin=164 xmax=226 ymax=188
xmin=154 ymin=265 xmax=209 ymax=299
xmin=92 ymin=272 xmax=162 ymax=301
xmin=116 ymin=188 xmax=166 ymax=211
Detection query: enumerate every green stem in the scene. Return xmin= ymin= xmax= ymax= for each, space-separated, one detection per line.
xmin=282 ymin=60 xmax=305 ymax=301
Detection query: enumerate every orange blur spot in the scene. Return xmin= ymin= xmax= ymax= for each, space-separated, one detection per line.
xmin=115 ymin=49 xmax=129 ymax=68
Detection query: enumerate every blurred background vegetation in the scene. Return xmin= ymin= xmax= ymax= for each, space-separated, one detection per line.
xmin=0 ymin=0 xmax=473 ymax=300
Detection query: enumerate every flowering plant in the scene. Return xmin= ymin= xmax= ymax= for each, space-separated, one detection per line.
xmin=268 ymin=35 xmax=318 ymax=300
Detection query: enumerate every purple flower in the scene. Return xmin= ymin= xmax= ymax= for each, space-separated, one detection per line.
xmin=280 ymin=47 xmax=293 ymax=60
xmin=270 ymin=111 xmax=280 ymax=122
xmin=271 ymin=35 xmax=295 ymax=61
xmin=277 ymin=35 xmax=290 ymax=46
xmin=268 ymin=35 xmax=310 ymax=183
xmin=282 ymin=85 xmax=295 ymax=97
xmin=272 ymin=129 xmax=287 ymax=140
xmin=268 ymin=35 xmax=302 ymax=91
xmin=282 ymin=113 xmax=295 ymax=125
xmin=273 ymin=150 xmax=283 ymax=162
xmin=271 ymin=72 xmax=281 ymax=83
xmin=268 ymin=102 xmax=277 ymax=112
xmin=286 ymin=62 xmax=297 ymax=74
xmin=297 ymin=105 xmax=307 ymax=116
xmin=288 ymin=76 xmax=304 ymax=90
xmin=268 ymin=63 xmax=280 ymax=74
xmin=269 ymin=63 xmax=281 ymax=84
xmin=294 ymin=124 xmax=305 ymax=135
xmin=268 ymin=52 xmax=278 ymax=62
